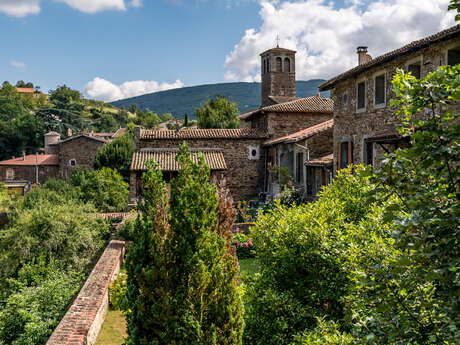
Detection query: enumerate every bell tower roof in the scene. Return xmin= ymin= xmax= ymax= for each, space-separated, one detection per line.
xmin=260 ymin=47 xmax=296 ymax=56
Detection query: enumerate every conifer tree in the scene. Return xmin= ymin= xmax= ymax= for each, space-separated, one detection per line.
xmin=125 ymin=143 xmax=243 ymax=345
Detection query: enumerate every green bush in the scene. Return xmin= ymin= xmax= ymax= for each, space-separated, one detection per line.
xmin=22 ymin=178 xmax=79 ymax=209
xmin=243 ymin=166 xmax=396 ymax=345
xmin=71 ymin=167 xmax=129 ymax=212
xmin=292 ymin=319 xmax=355 ymax=345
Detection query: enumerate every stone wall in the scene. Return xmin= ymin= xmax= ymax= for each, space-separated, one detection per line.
xmin=331 ymin=35 xmax=460 ymax=173
xmin=267 ymin=112 xmax=332 ymax=138
xmin=305 ymin=127 xmax=333 ymax=159
xmin=46 ymin=239 xmax=125 ymax=345
xmin=0 ymin=165 xmax=58 ymax=185
xmin=58 ymin=136 xmax=105 ymax=181
xmin=136 ymin=137 xmax=266 ymax=201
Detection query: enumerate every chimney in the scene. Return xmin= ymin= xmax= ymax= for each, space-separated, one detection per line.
xmin=357 ymin=46 xmax=372 ymax=65
xmin=23 ymin=151 xmax=26 ymax=161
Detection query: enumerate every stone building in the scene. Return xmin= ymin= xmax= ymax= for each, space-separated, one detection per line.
xmin=0 ymin=154 xmax=59 ymax=194
xmin=130 ymin=46 xmax=333 ymax=201
xmin=319 ymin=24 xmax=460 ymax=173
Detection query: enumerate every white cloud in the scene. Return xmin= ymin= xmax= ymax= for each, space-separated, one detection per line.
xmin=130 ymin=0 xmax=143 ymax=7
xmin=53 ymin=0 xmax=126 ymax=13
xmin=11 ymin=60 xmax=27 ymax=72
xmin=225 ymin=0 xmax=456 ymax=82
xmin=84 ymin=77 xmax=185 ymax=102
xmin=0 ymin=0 xmax=40 ymax=17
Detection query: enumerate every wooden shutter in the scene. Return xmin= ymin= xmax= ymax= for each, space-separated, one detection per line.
xmin=337 ymin=142 xmax=341 ymax=170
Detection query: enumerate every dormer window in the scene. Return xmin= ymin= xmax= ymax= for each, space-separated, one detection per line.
xmin=276 ymin=57 xmax=282 ymax=72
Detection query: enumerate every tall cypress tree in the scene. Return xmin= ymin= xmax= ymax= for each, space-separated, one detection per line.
xmin=125 ymin=143 xmax=243 ymax=345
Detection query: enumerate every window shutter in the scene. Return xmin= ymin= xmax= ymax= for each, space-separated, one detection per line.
xmin=337 ymin=142 xmax=342 ymax=170
xmin=348 ymin=141 xmax=353 ymax=164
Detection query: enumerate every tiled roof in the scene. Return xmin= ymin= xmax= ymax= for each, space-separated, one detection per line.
xmin=0 ymin=154 xmax=58 ymax=166
xmin=305 ymin=153 xmax=333 ymax=166
xmin=51 ymin=134 xmax=107 ymax=145
xmin=260 ymin=47 xmax=296 ymax=55
xmin=112 ymin=128 xmax=127 ymax=138
xmin=264 ymin=119 xmax=333 ymax=146
xmin=131 ymin=149 xmax=227 ymax=171
xmin=320 ymin=24 xmax=460 ymax=90
xmin=239 ymin=95 xmax=333 ymax=120
xmin=268 ymin=96 xmax=299 ymax=104
xmin=16 ymin=87 xmax=35 ymax=93
xmin=140 ymin=128 xmax=267 ymax=140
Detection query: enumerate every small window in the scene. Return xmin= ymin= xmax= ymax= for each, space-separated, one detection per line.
xmin=364 ymin=140 xmax=374 ymax=166
xmin=263 ymin=59 xmax=266 ymax=74
xmin=408 ymin=63 xmax=421 ymax=79
xmin=6 ymin=169 xmax=14 ymax=180
xmin=357 ymin=81 xmax=366 ymax=110
xmin=447 ymin=47 xmax=460 ymax=66
xmin=69 ymin=159 xmax=77 ymax=167
xmin=296 ymin=152 xmax=304 ymax=183
xmin=342 ymin=92 xmax=348 ymax=106
xmin=276 ymin=57 xmax=282 ymax=72
xmin=374 ymin=74 xmax=385 ymax=105
xmin=284 ymin=58 xmax=291 ymax=72
xmin=267 ymin=57 xmax=270 ymax=72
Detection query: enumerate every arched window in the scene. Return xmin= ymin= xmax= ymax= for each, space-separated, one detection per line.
xmin=284 ymin=58 xmax=291 ymax=72
xmin=276 ymin=57 xmax=282 ymax=72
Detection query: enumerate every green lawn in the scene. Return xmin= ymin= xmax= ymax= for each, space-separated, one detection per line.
xmin=95 ymin=308 xmax=127 ymax=345
xmin=95 ymin=257 xmax=259 ymax=344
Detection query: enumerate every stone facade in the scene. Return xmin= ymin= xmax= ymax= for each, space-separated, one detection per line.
xmin=261 ymin=47 xmax=296 ymax=106
xmin=132 ymin=134 xmax=267 ymax=202
xmin=57 ymin=135 xmax=106 ymax=181
xmin=320 ymin=26 xmax=460 ymax=173
xmin=0 ymin=164 xmax=58 ymax=185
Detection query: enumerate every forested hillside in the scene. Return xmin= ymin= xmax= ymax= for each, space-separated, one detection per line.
xmin=111 ymin=80 xmax=328 ymax=118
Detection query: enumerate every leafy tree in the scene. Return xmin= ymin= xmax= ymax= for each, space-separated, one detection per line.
xmin=49 ymin=85 xmax=81 ymax=105
xmin=124 ymin=143 xmax=243 ymax=345
xmin=71 ymin=167 xmax=129 ymax=212
xmin=93 ymin=112 xmax=119 ymax=132
xmin=128 ymin=103 xmax=140 ymax=114
xmin=449 ymin=0 xmax=460 ymax=20
xmin=15 ymin=81 xmax=34 ymax=88
xmin=160 ymin=112 xmax=174 ymax=122
xmin=93 ymin=132 xmax=134 ymax=181
xmin=351 ymin=65 xmax=460 ymax=344
xmin=140 ymin=110 xmax=162 ymax=129
xmin=196 ymin=95 xmax=240 ymax=129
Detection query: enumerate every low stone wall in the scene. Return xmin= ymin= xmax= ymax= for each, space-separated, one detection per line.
xmin=46 ymin=239 xmax=125 ymax=345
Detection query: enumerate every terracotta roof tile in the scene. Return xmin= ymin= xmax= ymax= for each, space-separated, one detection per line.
xmin=131 ymin=149 xmax=227 ymax=171
xmin=320 ymin=24 xmax=460 ymax=90
xmin=16 ymin=87 xmax=35 ymax=93
xmin=140 ymin=128 xmax=267 ymax=140
xmin=0 ymin=154 xmax=58 ymax=166
xmin=264 ymin=119 xmax=333 ymax=146
xmin=268 ymin=96 xmax=299 ymax=104
xmin=305 ymin=153 xmax=333 ymax=166
xmin=239 ymin=95 xmax=333 ymax=121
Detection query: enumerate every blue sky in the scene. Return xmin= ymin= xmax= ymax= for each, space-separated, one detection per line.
xmin=1 ymin=0 xmax=456 ymax=101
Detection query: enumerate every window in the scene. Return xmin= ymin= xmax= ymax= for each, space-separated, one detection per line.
xmin=447 ymin=46 xmax=460 ymax=66
xmin=357 ymin=81 xmax=366 ymax=110
xmin=276 ymin=57 xmax=282 ymax=72
xmin=284 ymin=58 xmax=291 ymax=72
xmin=342 ymin=92 xmax=348 ymax=106
xmin=296 ymin=152 xmax=304 ymax=183
xmin=267 ymin=57 xmax=270 ymax=72
xmin=69 ymin=159 xmax=77 ymax=167
xmin=263 ymin=59 xmax=266 ymax=74
xmin=408 ymin=63 xmax=421 ymax=79
xmin=338 ymin=141 xmax=353 ymax=170
xmin=306 ymin=167 xmax=315 ymax=196
xmin=6 ymin=169 xmax=14 ymax=180
xmin=374 ymin=74 xmax=385 ymax=105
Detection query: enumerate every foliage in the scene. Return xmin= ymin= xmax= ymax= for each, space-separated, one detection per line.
xmin=196 ymin=95 xmax=240 ymax=129
xmin=232 ymin=226 xmax=255 ymax=259
xmin=125 ymin=143 xmax=243 ymax=345
xmin=109 ymin=270 xmax=129 ymax=313
xmin=292 ymin=319 xmax=355 ymax=345
xmin=0 ymin=183 xmax=21 ymax=213
xmin=71 ymin=168 xmax=129 ymax=212
xmin=348 ymin=65 xmax=460 ymax=344
xmin=243 ymin=166 xmax=396 ymax=345
xmin=449 ymin=0 xmax=460 ymax=20
xmin=278 ymin=186 xmax=308 ymax=206
xmin=21 ymin=178 xmax=79 ymax=210
xmin=93 ymin=131 xmax=134 ymax=181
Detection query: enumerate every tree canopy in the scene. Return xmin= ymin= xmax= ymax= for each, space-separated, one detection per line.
xmin=196 ymin=95 xmax=240 ymax=129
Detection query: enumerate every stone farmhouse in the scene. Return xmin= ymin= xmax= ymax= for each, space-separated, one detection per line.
xmin=130 ymin=47 xmax=334 ymax=202
xmin=0 ymin=128 xmax=125 ymax=193
xmin=319 ymin=24 xmax=460 ymax=173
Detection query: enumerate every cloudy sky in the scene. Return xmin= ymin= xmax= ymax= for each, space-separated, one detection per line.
xmin=0 ymin=0 xmax=456 ymax=102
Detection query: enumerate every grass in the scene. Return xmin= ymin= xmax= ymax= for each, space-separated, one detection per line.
xmin=95 ymin=308 xmax=127 ymax=345
xmin=239 ymin=258 xmax=260 ymax=280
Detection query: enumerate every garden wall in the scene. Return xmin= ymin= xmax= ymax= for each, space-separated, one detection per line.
xmin=46 ymin=239 xmax=125 ymax=345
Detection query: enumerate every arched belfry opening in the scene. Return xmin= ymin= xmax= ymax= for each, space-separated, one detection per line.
xmin=260 ymin=46 xmax=296 ymax=106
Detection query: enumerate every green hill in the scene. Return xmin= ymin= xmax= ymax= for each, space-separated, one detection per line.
xmin=111 ymin=80 xmax=328 ymax=119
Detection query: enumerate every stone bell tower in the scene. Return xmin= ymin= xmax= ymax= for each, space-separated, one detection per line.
xmin=260 ymin=46 xmax=296 ymax=106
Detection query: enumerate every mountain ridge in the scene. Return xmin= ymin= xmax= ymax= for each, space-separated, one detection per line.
xmin=111 ymin=80 xmax=328 ymax=119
